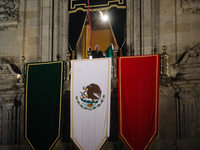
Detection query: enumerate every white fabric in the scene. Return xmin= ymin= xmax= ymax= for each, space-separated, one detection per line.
xmin=70 ymin=58 xmax=111 ymax=150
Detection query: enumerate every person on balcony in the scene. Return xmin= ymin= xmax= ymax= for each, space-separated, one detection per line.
xmin=91 ymin=44 xmax=104 ymax=58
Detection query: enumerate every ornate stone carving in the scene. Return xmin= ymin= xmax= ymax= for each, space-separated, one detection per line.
xmin=173 ymin=87 xmax=200 ymax=139
xmin=180 ymin=0 xmax=200 ymax=14
xmin=174 ymin=43 xmax=200 ymax=139
xmin=176 ymin=44 xmax=200 ymax=80
xmin=178 ymin=44 xmax=200 ymax=66
xmin=0 ymin=57 xmax=22 ymax=144
xmin=0 ymin=0 xmax=20 ymax=30
xmin=0 ymin=58 xmax=20 ymax=91
xmin=0 ymin=58 xmax=19 ymax=74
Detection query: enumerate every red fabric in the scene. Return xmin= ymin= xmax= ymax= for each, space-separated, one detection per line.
xmin=118 ymin=54 xmax=160 ymax=150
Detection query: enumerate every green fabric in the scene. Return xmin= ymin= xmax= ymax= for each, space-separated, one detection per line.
xmin=25 ymin=61 xmax=64 ymax=150
xmin=105 ymin=45 xmax=113 ymax=58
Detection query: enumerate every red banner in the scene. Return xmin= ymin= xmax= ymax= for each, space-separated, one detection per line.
xmin=118 ymin=55 xmax=160 ymax=150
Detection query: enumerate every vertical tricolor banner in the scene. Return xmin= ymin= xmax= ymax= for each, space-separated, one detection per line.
xmin=25 ymin=61 xmax=64 ymax=150
xmin=70 ymin=58 xmax=111 ymax=150
xmin=118 ymin=55 xmax=160 ymax=150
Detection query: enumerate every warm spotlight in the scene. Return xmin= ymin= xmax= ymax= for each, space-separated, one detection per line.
xmin=99 ymin=11 xmax=108 ymax=21
xmin=102 ymin=15 xmax=108 ymax=21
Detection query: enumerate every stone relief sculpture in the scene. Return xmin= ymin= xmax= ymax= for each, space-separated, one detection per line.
xmin=174 ymin=43 xmax=200 ymax=139
xmin=178 ymin=43 xmax=200 ymax=67
xmin=0 ymin=0 xmax=20 ymax=30
xmin=161 ymin=44 xmax=200 ymax=80
xmin=0 ymin=58 xmax=22 ymax=144
xmin=0 ymin=58 xmax=20 ymax=90
xmin=180 ymin=0 xmax=200 ymax=14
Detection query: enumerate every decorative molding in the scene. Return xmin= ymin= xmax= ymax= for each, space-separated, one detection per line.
xmin=196 ymin=93 xmax=200 ymax=104
xmin=0 ymin=58 xmax=22 ymax=144
xmin=0 ymin=95 xmax=5 ymax=104
xmin=0 ymin=58 xmax=20 ymax=91
xmin=178 ymin=43 xmax=200 ymax=67
xmin=180 ymin=0 xmax=200 ymax=14
xmin=176 ymin=43 xmax=200 ymax=80
xmin=2 ymin=104 xmax=15 ymax=111
xmin=0 ymin=58 xmax=18 ymax=75
xmin=174 ymin=88 xmax=200 ymax=139
xmin=174 ymin=45 xmax=200 ymax=138
xmin=159 ymin=85 xmax=174 ymax=96
xmin=0 ymin=0 xmax=20 ymax=30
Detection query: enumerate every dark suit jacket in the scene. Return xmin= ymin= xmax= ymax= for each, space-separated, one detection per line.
xmin=91 ymin=50 xmax=104 ymax=58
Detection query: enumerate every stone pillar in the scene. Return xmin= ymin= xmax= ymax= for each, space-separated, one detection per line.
xmin=38 ymin=0 xmax=69 ymax=62
xmin=53 ymin=0 xmax=69 ymax=61
xmin=38 ymin=0 xmax=53 ymax=61
xmin=112 ymin=49 xmax=118 ymax=78
xmin=1 ymin=102 xmax=16 ymax=144
xmin=65 ymin=53 xmax=71 ymax=81
xmin=126 ymin=0 xmax=158 ymax=56
xmin=126 ymin=0 xmax=134 ymax=56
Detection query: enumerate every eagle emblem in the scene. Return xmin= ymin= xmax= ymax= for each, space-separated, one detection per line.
xmin=76 ymin=83 xmax=105 ymax=111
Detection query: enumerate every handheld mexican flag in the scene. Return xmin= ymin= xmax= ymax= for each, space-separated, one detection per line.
xmin=105 ymin=43 xmax=114 ymax=58
xmin=70 ymin=58 xmax=111 ymax=150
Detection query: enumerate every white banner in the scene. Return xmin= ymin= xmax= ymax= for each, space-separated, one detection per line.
xmin=70 ymin=58 xmax=111 ymax=150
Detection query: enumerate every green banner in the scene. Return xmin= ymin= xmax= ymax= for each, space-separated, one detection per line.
xmin=25 ymin=61 xmax=64 ymax=150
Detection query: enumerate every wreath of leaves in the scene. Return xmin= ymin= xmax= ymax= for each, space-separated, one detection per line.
xmin=76 ymin=95 xmax=105 ymax=110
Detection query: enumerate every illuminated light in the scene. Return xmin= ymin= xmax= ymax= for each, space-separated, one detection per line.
xmin=102 ymin=15 xmax=108 ymax=21
xmin=17 ymin=74 xmax=21 ymax=79
xmin=98 ymin=11 xmax=108 ymax=21
xmin=99 ymin=11 xmax=103 ymax=17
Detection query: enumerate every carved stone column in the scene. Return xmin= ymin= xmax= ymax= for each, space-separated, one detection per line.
xmin=0 ymin=58 xmax=22 ymax=144
xmin=174 ymin=43 xmax=200 ymax=139
xmin=1 ymin=102 xmax=16 ymax=144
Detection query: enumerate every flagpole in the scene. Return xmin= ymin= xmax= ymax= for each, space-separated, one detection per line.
xmin=87 ymin=0 xmax=92 ymax=51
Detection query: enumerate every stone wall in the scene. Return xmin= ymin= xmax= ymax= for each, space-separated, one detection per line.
xmin=158 ymin=0 xmax=200 ymax=74
xmin=0 ymin=0 xmax=69 ymax=66
xmin=0 ymin=0 xmax=39 ymax=67
xmin=126 ymin=0 xmax=159 ymax=56
xmin=126 ymin=0 xmax=200 ymax=75
xmin=157 ymin=1 xmax=200 ymax=149
xmin=0 ymin=1 xmax=199 ymax=69
xmin=0 ymin=0 xmax=21 ymax=67
xmin=157 ymin=43 xmax=200 ymax=149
